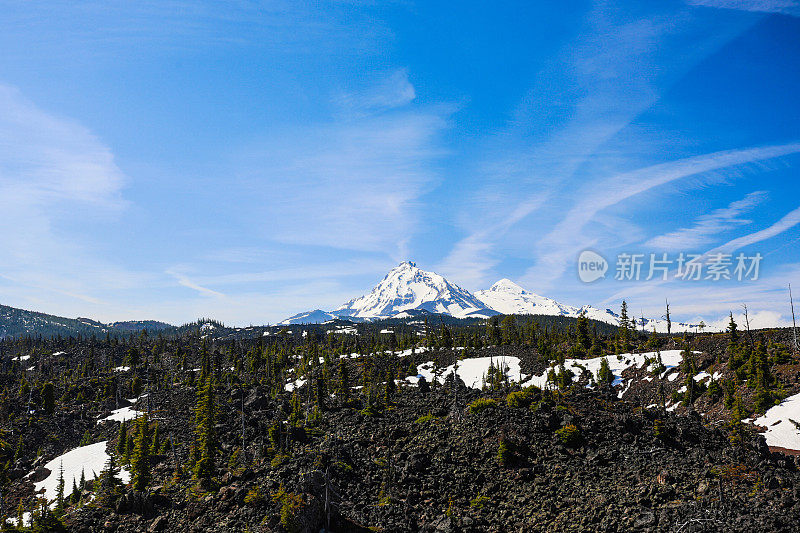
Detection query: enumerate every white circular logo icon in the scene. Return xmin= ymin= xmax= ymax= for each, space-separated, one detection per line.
xmin=578 ymin=250 xmax=608 ymax=283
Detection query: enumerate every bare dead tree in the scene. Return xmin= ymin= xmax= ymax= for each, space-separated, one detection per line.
xmin=742 ymin=303 xmax=753 ymax=347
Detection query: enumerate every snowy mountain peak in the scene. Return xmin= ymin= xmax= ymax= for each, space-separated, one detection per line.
xmin=394 ymin=260 xmax=417 ymax=270
xmin=279 ymin=264 xmax=710 ymax=332
xmin=488 ymin=278 xmax=526 ymax=294
xmin=333 ymin=261 xmax=495 ymax=320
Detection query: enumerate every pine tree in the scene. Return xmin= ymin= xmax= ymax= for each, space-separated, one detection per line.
xmin=384 ymin=366 xmax=396 ymax=406
xmin=41 ymin=382 xmax=55 ymax=415
xmin=69 ymin=477 xmax=80 ymax=505
xmin=576 ymin=311 xmax=591 ymax=351
xmin=597 ymin=358 xmax=614 ymax=388
xmin=116 ymin=420 xmax=127 ymax=457
xmin=727 ymin=312 xmax=739 ymax=345
xmin=96 ymin=454 xmax=122 ymax=507
xmin=728 ymin=393 xmax=745 ymax=445
xmin=130 ymin=412 xmax=151 ymax=491
xmin=681 ymin=341 xmax=697 ymax=406
xmin=55 ymin=460 xmax=65 ymax=513
xmin=618 ymin=301 xmax=631 ymax=351
xmin=193 ymin=374 xmax=217 ymax=483
xmin=337 ymin=359 xmax=350 ymax=403
xmin=151 ymin=422 xmax=161 ymax=454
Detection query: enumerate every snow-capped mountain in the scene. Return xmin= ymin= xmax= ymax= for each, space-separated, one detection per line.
xmin=279 ymin=309 xmax=339 ymax=325
xmin=280 ymin=262 xmax=497 ymax=325
xmin=278 ymin=261 xmax=712 ymax=331
xmin=333 ymin=261 xmax=496 ymax=320
xmin=475 ymin=279 xmax=576 ymax=316
xmin=474 ymin=278 xmax=705 ymax=333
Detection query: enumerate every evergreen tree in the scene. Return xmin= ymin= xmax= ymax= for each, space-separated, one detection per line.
xmin=96 ymin=454 xmax=122 ymax=507
xmin=55 ymin=460 xmax=65 ymax=513
xmin=618 ymin=301 xmax=632 ymax=351
xmin=337 ymin=359 xmax=350 ymax=403
xmin=116 ymin=420 xmax=127 ymax=457
xmin=193 ymin=374 xmax=217 ymax=483
xmin=151 ymin=422 xmax=161 ymax=454
xmin=384 ymin=366 xmax=396 ymax=405
xmin=41 ymin=382 xmax=55 ymax=415
xmin=130 ymin=413 xmax=151 ymax=491
xmin=576 ymin=311 xmax=591 ymax=351
xmin=681 ymin=341 xmax=698 ymax=406
xmin=727 ymin=312 xmax=739 ymax=345
xmin=597 ymin=358 xmax=614 ymax=388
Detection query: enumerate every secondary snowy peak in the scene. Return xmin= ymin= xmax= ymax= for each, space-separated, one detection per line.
xmin=475 ymin=279 xmax=576 ymax=317
xmin=476 ymin=278 xmax=709 ymax=333
xmin=488 ymin=278 xmax=526 ymax=294
xmin=333 ymin=261 xmax=495 ymax=319
xmin=278 ymin=265 xmax=714 ymax=331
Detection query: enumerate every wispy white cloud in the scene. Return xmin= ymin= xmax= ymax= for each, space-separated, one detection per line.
xmin=710 ymin=204 xmax=800 ymax=254
xmin=166 ymin=271 xmax=225 ymax=298
xmin=645 ymin=190 xmax=767 ymax=250
xmin=440 ymin=2 xmax=757 ymax=289
xmin=235 ymin=70 xmax=452 ymax=259
xmin=335 ymin=69 xmax=417 ymax=115
xmin=0 ymin=83 xmax=148 ymax=313
xmin=521 ymin=143 xmax=800 ymax=290
xmin=687 ymin=0 xmax=800 ymax=17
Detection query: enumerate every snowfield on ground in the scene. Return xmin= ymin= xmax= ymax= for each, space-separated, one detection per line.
xmin=526 ymin=350 xmax=695 ymax=397
xmin=33 ymin=441 xmax=130 ymax=504
xmin=752 ymin=391 xmax=800 ymax=451
xmin=97 ymin=395 xmax=146 ymax=424
xmin=410 ymin=356 xmax=525 ymax=388
xmin=97 ymin=406 xmax=143 ymax=424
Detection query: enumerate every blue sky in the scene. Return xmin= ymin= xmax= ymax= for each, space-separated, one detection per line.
xmin=0 ymin=0 xmax=798 ymax=327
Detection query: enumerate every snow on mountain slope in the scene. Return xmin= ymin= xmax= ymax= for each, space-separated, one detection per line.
xmin=279 ymin=309 xmax=340 ymax=325
xmin=475 ymin=279 xmax=577 ymax=317
xmin=277 ymin=262 xmax=713 ymax=331
xmin=475 ymin=278 xmax=709 ymax=333
xmin=333 ymin=261 xmax=496 ymax=319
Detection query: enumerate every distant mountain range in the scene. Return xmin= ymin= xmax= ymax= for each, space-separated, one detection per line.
xmin=280 ymin=261 xmax=707 ymax=332
xmin=0 ymin=304 xmax=172 ymax=339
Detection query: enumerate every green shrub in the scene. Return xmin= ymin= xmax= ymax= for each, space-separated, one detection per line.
xmin=555 ymin=424 xmax=581 ymax=446
xmin=414 ymin=412 xmax=437 ymax=424
xmin=468 ymin=398 xmax=497 ymax=414
xmin=271 ymin=454 xmax=290 ymax=468
xmin=470 ymin=494 xmax=490 ymax=509
xmin=506 ymin=387 xmax=539 ymax=408
xmin=496 ymin=438 xmax=513 ymax=466
xmin=244 ymin=486 xmax=264 ymax=505
xmin=272 ymin=485 xmax=305 ymax=533
xmin=653 ymin=419 xmax=665 ymax=440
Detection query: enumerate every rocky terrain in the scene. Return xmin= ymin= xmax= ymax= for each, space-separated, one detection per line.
xmin=0 ymin=319 xmax=798 ymax=532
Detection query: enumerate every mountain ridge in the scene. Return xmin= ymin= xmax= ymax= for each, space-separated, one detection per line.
xmin=280 ymin=262 xmax=708 ymax=332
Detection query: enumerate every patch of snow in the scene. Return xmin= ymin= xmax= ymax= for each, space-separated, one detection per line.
xmin=114 ymin=366 xmax=130 ymax=372
xmin=97 ymin=406 xmax=142 ymax=424
xmin=285 ymin=378 xmax=306 ymax=392
xmin=526 ymin=350 xmax=690 ymax=390
xmin=414 ymin=356 xmax=524 ymax=389
xmin=693 ymin=371 xmax=712 ymax=383
xmin=751 ymin=391 xmax=800 ymax=451
xmin=33 ymin=441 xmax=130 ymax=505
